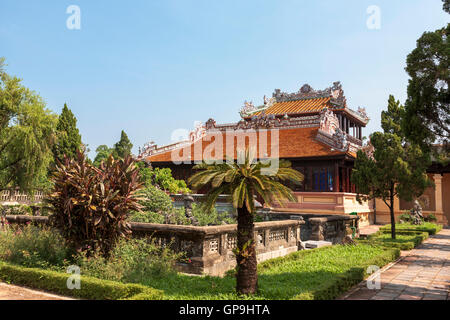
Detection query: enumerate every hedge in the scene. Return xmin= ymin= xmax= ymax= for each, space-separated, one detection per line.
xmin=379 ymin=222 xmax=443 ymax=235
xmin=362 ymin=230 xmax=429 ymax=250
xmin=0 ymin=261 xmax=164 ymax=300
xmin=292 ymin=247 xmax=401 ymax=300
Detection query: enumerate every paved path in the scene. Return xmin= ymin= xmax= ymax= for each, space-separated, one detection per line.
xmin=0 ymin=282 xmax=71 ymax=300
xmin=340 ymin=227 xmax=450 ymax=300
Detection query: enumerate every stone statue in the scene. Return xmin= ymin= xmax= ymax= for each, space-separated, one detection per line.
xmin=183 ymin=195 xmax=199 ymax=226
xmin=410 ymin=200 xmax=424 ymax=225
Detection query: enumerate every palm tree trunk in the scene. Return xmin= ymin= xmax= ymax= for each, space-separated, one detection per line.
xmin=236 ymin=205 xmax=258 ymax=295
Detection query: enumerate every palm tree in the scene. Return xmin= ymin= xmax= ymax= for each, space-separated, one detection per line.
xmin=188 ymin=148 xmax=304 ymax=295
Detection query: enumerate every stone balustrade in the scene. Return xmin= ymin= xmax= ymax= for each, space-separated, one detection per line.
xmin=269 ymin=212 xmax=359 ymax=244
xmin=0 ymin=189 xmax=44 ymax=205
xmin=4 ymin=215 xmax=304 ymax=276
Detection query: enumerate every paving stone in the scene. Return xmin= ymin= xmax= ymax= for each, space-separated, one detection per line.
xmin=342 ymin=228 xmax=450 ymax=301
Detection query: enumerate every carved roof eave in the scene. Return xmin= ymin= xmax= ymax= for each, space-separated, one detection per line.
xmin=343 ymin=108 xmax=370 ymax=126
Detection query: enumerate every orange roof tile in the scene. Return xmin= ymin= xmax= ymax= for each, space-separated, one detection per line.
xmin=146 ymin=127 xmax=353 ymax=163
xmin=251 ymin=97 xmax=332 ymax=117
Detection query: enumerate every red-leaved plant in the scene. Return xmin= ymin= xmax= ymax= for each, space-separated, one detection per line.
xmin=46 ymin=151 xmax=143 ymax=257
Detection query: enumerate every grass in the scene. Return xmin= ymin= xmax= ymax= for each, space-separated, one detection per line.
xmin=126 ymin=244 xmax=399 ymax=300
xmin=362 ymin=231 xmax=428 ymax=250
xmin=0 ymin=225 xmax=401 ymax=300
xmin=379 ymin=222 xmax=443 ymax=235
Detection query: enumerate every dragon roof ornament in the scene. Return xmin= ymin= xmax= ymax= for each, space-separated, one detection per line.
xmin=272 ymin=81 xmax=346 ymax=105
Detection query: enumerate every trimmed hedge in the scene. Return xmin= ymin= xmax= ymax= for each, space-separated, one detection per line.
xmin=380 ymin=222 xmax=443 ymax=235
xmin=0 ymin=262 xmax=164 ymax=300
xmin=362 ymin=230 xmax=429 ymax=250
xmin=292 ymin=247 xmax=400 ymax=300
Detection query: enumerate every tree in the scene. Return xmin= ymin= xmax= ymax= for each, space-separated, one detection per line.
xmin=403 ymin=22 xmax=449 ymax=152
xmin=0 ymin=57 xmax=57 ymax=192
xmin=52 ymin=104 xmax=82 ymax=163
xmin=352 ymin=97 xmax=431 ymax=239
xmin=136 ymin=162 xmax=190 ymax=194
xmin=93 ymin=145 xmax=115 ymax=167
xmin=188 ymin=149 xmax=303 ymax=295
xmin=443 ymin=0 xmax=449 ymax=14
xmin=114 ymin=130 xmax=133 ymax=159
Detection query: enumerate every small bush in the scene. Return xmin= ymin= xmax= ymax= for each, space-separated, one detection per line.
xmin=191 ymin=203 xmax=235 ymax=226
xmin=0 ymin=204 xmax=32 ymax=216
xmin=46 ymin=152 xmax=143 ymax=257
xmin=380 ymin=222 xmax=442 ymax=235
xmin=72 ymin=238 xmax=184 ymax=284
xmin=0 ymin=224 xmax=73 ymax=269
xmin=130 ymin=187 xmax=236 ymax=226
xmin=424 ymin=213 xmax=437 ymax=222
xmin=364 ymin=230 xmax=429 ymax=250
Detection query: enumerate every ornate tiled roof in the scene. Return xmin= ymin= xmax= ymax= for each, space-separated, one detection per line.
xmin=252 ymin=97 xmax=332 ymax=116
xmin=138 ymin=82 xmax=367 ymax=163
xmin=143 ymin=127 xmax=354 ymax=163
xmin=240 ymin=81 xmax=369 ymax=125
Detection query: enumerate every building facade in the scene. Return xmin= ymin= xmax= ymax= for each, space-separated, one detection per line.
xmin=139 ymin=82 xmax=375 ymax=225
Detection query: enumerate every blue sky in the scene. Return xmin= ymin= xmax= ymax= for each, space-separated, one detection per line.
xmin=0 ymin=0 xmax=448 ymax=159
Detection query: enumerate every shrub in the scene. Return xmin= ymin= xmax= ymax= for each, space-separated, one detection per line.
xmin=0 ymin=261 xmax=163 ymax=300
xmin=137 ymin=163 xmax=190 ymax=194
xmin=398 ymin=212 xmax=413 ymax=223
xmin=138 ymin=184 xmax=174 ymax=214
xmin=424 ymin=213 xmax=437 ymax=222
xmin=191 ymin=203 xmax=235 ymax=226
xmin=0 ymin=204 xmax=32 ymax=216
xmin=0 ymin=224 xmax=73 ymax=269
xmin=72 ymin=238 xmax=184 ymax=284
xmin=363 ymin=230 xmax=429 ymax=250
xmin=380 ymin=222 xmax=442 ymax=235
xmin=46 ymin=151 xmax=144 ymax=257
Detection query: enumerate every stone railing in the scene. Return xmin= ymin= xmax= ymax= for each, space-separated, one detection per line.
xmin=131 ymin=220 xmax=303 ymax=276
xmin=4 ymin=215 xmax=304 ymax=276
xmin=0 ymin=189 xmax=44 ymax=205
xmin=269 ymin=212 xmax=359 ymax=244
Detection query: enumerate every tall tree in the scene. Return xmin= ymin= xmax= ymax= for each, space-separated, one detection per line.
xmin=114 ymin=130 xmax=133 ymax=159
xmin=443 ymin=0 xmax=449 ymax=14
xmin=188 ymin=149 xmax=303 ymax=295
xmin=53 ymin=104 xmax=82 ymax=163
xmin=403 ymin=17 xmax=449 ymax=152
xmin=93 ymin=145 xmax=115 ymax=167
xmin=0 ymin=57 xmax=57 ymax=191
xmin=352 ymin=97 xmax=431 ymax=239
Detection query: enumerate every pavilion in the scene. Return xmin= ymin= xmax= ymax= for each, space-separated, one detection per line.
xmin=139 ymin=82 xmax=377 ymax=225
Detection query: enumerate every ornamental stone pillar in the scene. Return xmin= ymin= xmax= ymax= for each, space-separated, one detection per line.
xmin=433 ymin=174 xmax=443 ymax=214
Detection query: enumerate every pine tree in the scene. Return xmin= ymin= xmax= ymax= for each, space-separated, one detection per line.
xmin=352 ymin=96 xmax=431 ymax=239
xmin=114 ymin=130 xmax=133 ymax=159
xmin=53 ymin=104 xmax=82 ymax=163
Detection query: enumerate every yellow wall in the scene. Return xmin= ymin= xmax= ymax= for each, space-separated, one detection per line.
xmin=374 ymin=173 xmax=448 ymax=225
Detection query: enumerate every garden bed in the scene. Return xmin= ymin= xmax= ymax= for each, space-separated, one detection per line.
xmin=361 ymin=231 xmax=429 ymax=250
xmin=379 ymin=222 xmax=443 ymax=235
xmin=0 ymin=223 xmax=400 ymax=300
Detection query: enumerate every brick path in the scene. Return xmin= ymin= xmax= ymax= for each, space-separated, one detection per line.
xmin=340 ymin=227 xmax=450 ymax=300
xmin=0 ymin=282 xmax=71 ymax=300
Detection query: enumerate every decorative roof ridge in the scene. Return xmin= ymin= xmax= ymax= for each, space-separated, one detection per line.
xmin=240 ymin=81 xmax=346 ymax=118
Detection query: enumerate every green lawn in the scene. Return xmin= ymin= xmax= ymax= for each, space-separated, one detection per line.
xmin=133 ymin=244 xmax=399 ymax=300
